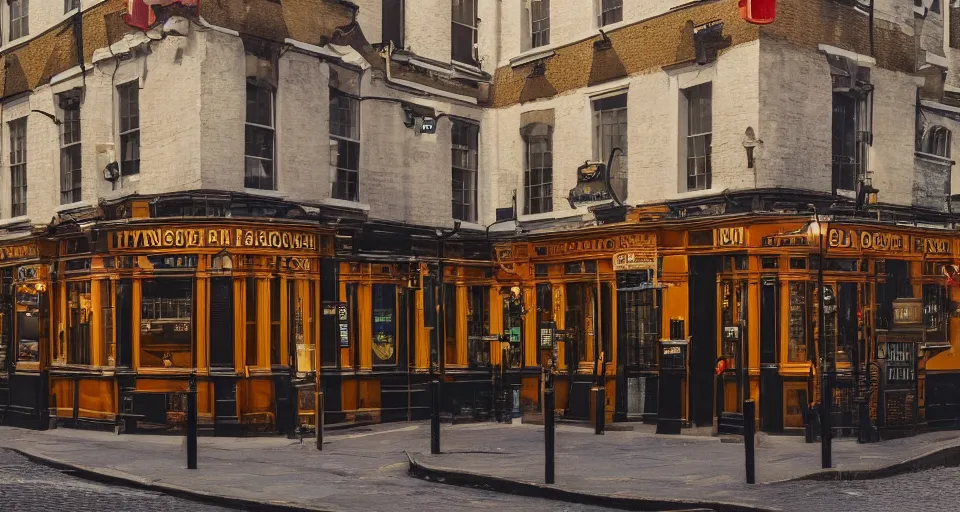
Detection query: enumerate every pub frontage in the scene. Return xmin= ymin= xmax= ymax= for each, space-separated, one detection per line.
xmin=491 ymin=205 xmax=960 ymax=436
xmin=3 ymin=191 xmax=960 ymax=438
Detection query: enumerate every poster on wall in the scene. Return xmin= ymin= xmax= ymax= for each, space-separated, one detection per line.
xmin=337 ymin=303 xmax=350 ymax=348
xmin=373 ymin=308 xmax=396 ymax=364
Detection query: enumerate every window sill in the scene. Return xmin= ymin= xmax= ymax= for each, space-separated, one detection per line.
xmin=136 ymin=368 xmax=196 ymax=375
xmin=915 ymin=151 xmax=955 ymax=165
xmin=243 ymin=187 xmax=284 ymax=198
xmin=318 ymin=196 xmax=371 ymax=211
xmin=56 ymin=200 xmax=95 ymax=213
xmin=0 ymin=215 xmax=30 ymax=228
xmin=518 ymin=208 xmax=588 ymax=223
xmin=509 ymin=47 xmax=556 ymax=68
xmin=14 ymin=362 xmax=40 ymax=372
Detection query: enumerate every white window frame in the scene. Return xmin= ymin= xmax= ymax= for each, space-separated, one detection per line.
xmin=329 ymin=87 xmax=360 ymax=202
xmin=596 ymin=0 xmax=623 ymax=28
xmin=8 ymin=117 xmax=26 ymax=218
xmin=523 ymin=124 xmax=553 ymax=215
xmin=8 ymin=0 xmax=28 ymax=42
xmin=244 ymin=82 xmax=277 ymax=191
xmin=451 ymin=0 xmax=478 ymax=66
xmin=117 ymin=80 xmax=141 ymax=177
xmin=682 ymin=82 xmax=713 ymax=192
xmin=59 ymin=95 xmax=82 ymax=204
xmin=527 ymin=0 xmax=550 ymax=50
xmin=451 ymin=119 xmax=479 ymax=223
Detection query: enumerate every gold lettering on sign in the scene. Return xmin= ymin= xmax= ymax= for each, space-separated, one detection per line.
xmin=828 ymin=229 xmax=907 ymax=252
xmin=714 ymin=227 xmax=744 ymax=247
xmin=113 ymin=228 xmax=318 ymax=251
xmin=536 ymin=233 xmax=657 ymax=257
xmin=0 ymin=243 xmax=37 ymax=261
xmin=914 ymin=237 xmax=951 ymax=255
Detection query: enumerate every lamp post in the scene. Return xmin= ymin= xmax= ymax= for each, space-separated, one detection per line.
xmin=807 ymin=205 xmax=831 ymax=469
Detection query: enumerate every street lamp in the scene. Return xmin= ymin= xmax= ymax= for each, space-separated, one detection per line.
xmin=806 ymin=205 xmax=831 ymax=469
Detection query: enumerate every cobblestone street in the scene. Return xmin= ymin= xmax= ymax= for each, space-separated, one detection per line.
xmin=0 ymin=450 xmax=232 ymax=512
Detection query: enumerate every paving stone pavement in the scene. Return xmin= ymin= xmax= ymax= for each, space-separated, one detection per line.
xmin=0 ymin=424 xmax=616 ymax=512
xmin=1 ymin=421 xmax=958 ymax=511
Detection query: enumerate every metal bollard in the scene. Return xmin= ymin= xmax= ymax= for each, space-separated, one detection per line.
xmin=595 ymin=387 xmax=605 ymax=435
xmin=744 ymin=399 xmax=755 ymax=484
xmin=430 ymin=380 xmax=441 ymax=454
xmin=315 ymin=391 xmax=324 ymax=451
xmin=187 ymin=374 xmax=198 ymax=470
xmin=544 ymin=388 xmax=555 ymax=484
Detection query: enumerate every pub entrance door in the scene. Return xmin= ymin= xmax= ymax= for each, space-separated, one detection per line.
xmin=616 ymin=271 xmax=661 ymax=422
xmin=688 ymin=256 xmax=720 ymax=427
xmin=565 ymin=282 xmax=597 ymax=420
xmin=759 ymin=277 xmax=783 ymax=432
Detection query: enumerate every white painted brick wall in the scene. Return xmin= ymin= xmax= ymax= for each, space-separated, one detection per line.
xmin=488 ymin=41 xmax=761 ymax=218
xmin=758 ymin=37 xmax=832 ymax=193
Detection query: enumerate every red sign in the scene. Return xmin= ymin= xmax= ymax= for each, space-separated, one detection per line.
xmin=124 ymin=0 xmax=200 ymax=31
xmin=739 ymin=0 xmax=776 ymax=25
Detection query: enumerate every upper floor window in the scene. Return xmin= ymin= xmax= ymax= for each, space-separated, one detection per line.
xmin=923 ymin=125 xmax=951 ymax=158
xmin=451 ymin=119 xmax=479 ymax=223
xmin=452 ymin=0 xmax=478 ymax=66
xmin=9 ymin=0 xmax=28 ymax=40
xmin=330 ymin=87 xmax=360 ymax=202
xmin=65 ymin=0 xmax=79 ymax=13
xmin=59 ymin=92 xmax=82 ymax=204
xmin=683 ymin=83 xmax=713 ymax=191
xmin=245 ymin=83 xmax=276 ymax=190
xmin=592 ymin=93 xmax=628 ymax=201
xmin=382 ymin=0 xmax=404 ymax=49
xmin=8 ymin=117 xmax=26 ymax=218
xmin=118 ymin=81 xmax=141 ymax=176
xmin=597 ymin=0 xmax=622 ymax=27
xmin=529 ymin=0 xmax=550 ymax=49
xmin=829 ymin=55 xmax=872 ymax=193
xmin=523 ymin=123 xmax=553 ymax=215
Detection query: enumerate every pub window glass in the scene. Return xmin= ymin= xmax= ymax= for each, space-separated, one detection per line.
xmin=101 ymin=280 xmax=115 ymax=366
xmin=16 ymin=283 xmax=43 ymax=363
xmin=536 ymin=283 xmax=552 ymax=366
xmin=372 ymin=284 xmax=398 ymax=366
xmin=270 ymin=278 xmax=281 ymax=366
xmin=503 ymin=290 xmax=523 ymax=368
xmin=140 ymin=279 xmax=192 ymax=368
xmin=786 ymin=282 xmax=809 ymax=363
xmin=922 ymin=283 xmax=947 ymax=341
xmin=467 ymin=286 xmax=490 ymax=368
xmin=245 ymin=278 xmax=258 ymax=367
xmin=291 ymin=281 xmax=317 ymax=372
xmin=66 ymin=281 xmax=92 ymax=365
xmin=621 ymin=288 xmax=660 ymax=369
xmin=819 ymin=284 xmax=838 ymax=362
xmin=565 ymin=283 xmax=597 ymax=363
xmin=444 ymin=283 xmax=458 ymax=366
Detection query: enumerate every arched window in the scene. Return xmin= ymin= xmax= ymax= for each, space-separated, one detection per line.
xmin=521 ymin=123 xmax=553 ymax=215
xmin=923 ymin=125 xmax=952 ymax=158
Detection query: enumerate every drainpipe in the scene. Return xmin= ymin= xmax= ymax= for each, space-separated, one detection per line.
xmin=869 ymin=0 xmax=875 ymax=57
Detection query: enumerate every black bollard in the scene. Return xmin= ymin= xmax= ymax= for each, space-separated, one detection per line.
xmin=187 ymin=374 xmax=198 ymax=470
xmin=544 ymin=388 xmax=555 ymax=484
xmin=315 ymin=391 xmax=324 ymax=451
xmin=594 ymin=386 xmax=605 ymax=435
xmin=744 ymin=399 xmax=755 ymax=484
xmin=430 ymin=380 xmax=440 ymax=454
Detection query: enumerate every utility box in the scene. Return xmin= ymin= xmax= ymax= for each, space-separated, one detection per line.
xmin=657 ymin=339 xmax=689 ymax=435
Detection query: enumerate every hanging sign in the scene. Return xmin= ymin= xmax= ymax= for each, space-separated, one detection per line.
xmin=612 ymin=250 xmax=657 ymax=272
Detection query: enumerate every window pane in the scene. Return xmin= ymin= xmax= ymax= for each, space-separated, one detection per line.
xmin=246 ymin=278 xmax=258 ymax=366
xmin=451 ymin=22 xmax=477 ymax=64
xmin=452 ymin=0 xmax=476 ymax=26
xmin=270 ymin=278 xmax=281 ymax=366
xmin=467 ymin=286 xmax=489 ymax=368
xmin=140 ymin=279 xmax=193 ymax=368
xmin=67 ymin=281 xmax=92 ymax=365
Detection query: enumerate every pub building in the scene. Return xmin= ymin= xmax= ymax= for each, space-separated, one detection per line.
xmin=322 ymin=221 xmax=510 ymax=424
xmin=0 ymin=193 xmax=339 ymax=435
xmin=491 ymin=201 xmax=960 ymax=434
